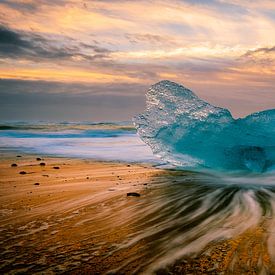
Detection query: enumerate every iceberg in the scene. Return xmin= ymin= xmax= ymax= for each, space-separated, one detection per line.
xmin=134 ymin=80 xmax=275 ymax=172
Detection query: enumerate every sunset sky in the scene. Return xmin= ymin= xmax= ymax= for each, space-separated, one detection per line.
xmin=0 ymin=0 xmax=274 ymax=121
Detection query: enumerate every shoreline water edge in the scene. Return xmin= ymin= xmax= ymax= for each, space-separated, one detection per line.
xmin=1 ymin=120 xmax=275 ymax=274
xmin=1 ymin=151 xmax=275 ymax=274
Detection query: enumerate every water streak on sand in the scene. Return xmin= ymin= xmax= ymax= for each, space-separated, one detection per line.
xmin=1 ymin=157 xmax=275 ymax=274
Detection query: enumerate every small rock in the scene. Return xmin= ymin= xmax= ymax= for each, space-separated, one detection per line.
xmin=155 ymin=268 xmax=169 ymax=275
xmin=16 ymin=155 xmax=22 ymax=157
xmin=127 ymin=192 xmax=141 ymax=197
xmin=36 ymin=157 xmax=42 ymax=161
xmin=19 ymin=171 xmax=27 ymax=175
xmin=39 ymin=162 xmax=46 ymax=166
xmin=53 ymin=166 xmax=60 ymax=169
xmin=86 ymin=177 xmax=89 ymax=179
xmin=127 ymin=164 xmax=131 ymax=167
xmin=11 ymin=163 xmax=17 ymax=167
xmin=34 ymin=183 xmax=40 ymax=186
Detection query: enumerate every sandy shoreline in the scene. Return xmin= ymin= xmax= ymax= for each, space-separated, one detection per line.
xmin=1 ymin=152 xmax=275 ymax=274
xmin=0 ymin=152 xmax=169 ymax=274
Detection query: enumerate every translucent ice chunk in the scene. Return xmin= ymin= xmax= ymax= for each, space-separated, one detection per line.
xmin=133 ymin=80 xmax=275 ymax=172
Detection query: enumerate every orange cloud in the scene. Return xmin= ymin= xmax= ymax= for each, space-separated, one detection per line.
xmin=0 ymin=68 xmax=142 ymax=84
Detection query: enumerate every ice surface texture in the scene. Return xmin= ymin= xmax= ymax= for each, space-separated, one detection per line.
xmin=134 ymin=80 xmax=275 ymax=172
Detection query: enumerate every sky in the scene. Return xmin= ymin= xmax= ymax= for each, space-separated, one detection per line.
xmin=0 ymin=0 xmax=274 ymax=121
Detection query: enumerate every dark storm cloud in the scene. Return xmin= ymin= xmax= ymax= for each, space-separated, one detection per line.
xmin=0 ymin=25 xmax=111 ymax=61
xmin=0 ymin=79 xmax=148 ymax=96
xmin=0 ymin=79 xmax=148 ymax=121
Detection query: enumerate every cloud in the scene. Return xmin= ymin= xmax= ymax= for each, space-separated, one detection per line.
xmin=0 ymin=78 xmax=147 ymax=121
xmin=1 ymin=76 xmax=274 ymax=121
xmin=0 ymin=0 xmax=274 ymax=121
xmin=240 ymin=45 xmax=275 ymax=66
xmin=0 ymin=0 xmax=70 ymax=11
xmin=242 ymin=46 xmax=275 ymax=58
xmin=0 ymin=25 xmax=111 ymax=61
xmin=0 ymin=78 xmax=148 ymax=96
xmin=243 ymin=45 xmax=275 ymax=56
xmin=124 ymin=33 xmax=177 ymax=47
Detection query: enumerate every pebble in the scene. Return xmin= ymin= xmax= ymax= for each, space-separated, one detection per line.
xmin=127 ymin=192 xmax=141 ymax=197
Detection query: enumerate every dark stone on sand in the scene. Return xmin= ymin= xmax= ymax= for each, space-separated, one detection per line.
xmin=34 ymin=183 xmax=40 ymax=186
xmin=19 ymin=171 xmax=27 ymax=175
xmin=86 ymin=177 xmax=89 ymax=179
xmin=53 ymin=166 xmax=60 ymax=169
xmin=36 ymin=158 xmax=42 ymax=161
xmin=39 ymin=162 xmax=46 ymax=166
xmin=127 ymin=192 xmax=141 ymax=197
xmin=127 ymin=164 xmax=131 ymax=167
xmin=155 ymin=268 xmax=169 ymax=275
xmin=16 ymin=155 xmax=22 ymax=157
xmin=11 ymin=163 xmax=17 ymax=167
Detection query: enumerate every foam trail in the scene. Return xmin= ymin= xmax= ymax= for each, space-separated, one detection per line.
xmin=107 ymin=172 xmax=275 ymax=274
xmin=1 ymin=167 xmax=275 ymax=273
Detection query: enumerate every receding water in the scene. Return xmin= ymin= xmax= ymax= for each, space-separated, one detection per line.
xmin=1 ymin=120 xmax=275 ymax=274
xmin=1 ymin=169 xmax=275 ymax=274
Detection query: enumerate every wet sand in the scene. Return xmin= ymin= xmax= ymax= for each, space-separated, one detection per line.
xmin=1 ymin=153 xmax=275 ymax=274
xmin=0 ymin=153 xmax=168 ymax=274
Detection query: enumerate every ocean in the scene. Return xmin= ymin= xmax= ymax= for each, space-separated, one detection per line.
xmin=1 ymin=120 xmax=275 ymax=273
xmin=0 ymin=121 xmax=158 ymax=163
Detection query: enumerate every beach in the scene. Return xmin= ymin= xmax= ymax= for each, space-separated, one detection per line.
xmin=1 ymin=0 xmax=274 ymax=273
xmin=1 ymin=152 xmax=275 ymax=274
xmin=0 ymin=152 xmax=165 ymax=274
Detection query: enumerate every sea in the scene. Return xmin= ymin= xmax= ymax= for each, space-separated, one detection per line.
xmin=0 ymin=121 xmax=159 ymax=163
xmin=1 ymin=120 xmax=275 ymax=273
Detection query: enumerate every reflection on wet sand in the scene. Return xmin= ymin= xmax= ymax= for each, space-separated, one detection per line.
xmin=1 ymin=155 xmax=275 ymax=274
